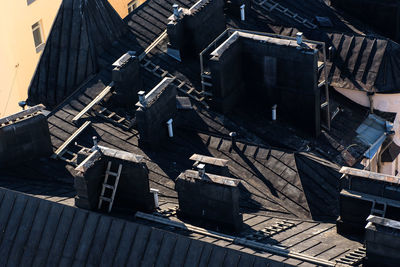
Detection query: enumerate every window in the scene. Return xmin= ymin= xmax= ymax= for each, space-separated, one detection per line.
xmin=128 ymin=0 xmax=138 ymax=13
xmin=32 ymin=21 xmax=44 ymax=53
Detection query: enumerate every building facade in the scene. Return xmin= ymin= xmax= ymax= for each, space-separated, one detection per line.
xmin=0 ymin=0 xmax=143 ymax=117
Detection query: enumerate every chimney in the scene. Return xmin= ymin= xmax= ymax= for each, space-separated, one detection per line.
xmin=240 ymin=4 xmax=245 ymax=21
xmin=197 ymin=163 xmax=206 ymax=178
xmin=112 ymin=51 xmax=141 ymax=107
xmin=296 ymin=32 xmax=303 ymax=45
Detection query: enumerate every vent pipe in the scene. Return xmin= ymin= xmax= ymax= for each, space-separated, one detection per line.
xmin=150 ymin=188 xmax=160 ymax=208
xmin=138 ymin=91 xmax=146 ymax=107
xmin=173 ymin=4 xmax=180 ymax=19
xmin=296 ymin=32 xmax=303 ymax=45
xmin=167 ymin=118 xmax=174 ymax=138
xmin=92 ymin=136 xmax=98 ymax=151
xmin=272 ymin=104 xmax=277 ymax=121
xmin=18 ymin=101 xmax=27 ymax=110
xmin=328 ymin=46 xmax=334 ymax=61
xmin=197 ymin=163 xmax=206 ymax=178
xmin=240 ymin=4 xmax=245 ymax=21
xmin=229 ymin=132 xmax=237 ymax=147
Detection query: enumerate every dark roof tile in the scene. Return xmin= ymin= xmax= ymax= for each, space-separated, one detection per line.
xmin=0 ymin=187 xmax=284 ymax=266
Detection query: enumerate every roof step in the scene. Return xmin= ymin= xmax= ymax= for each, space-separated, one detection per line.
xmin=257 ymin=0 xmax=317 ymax=29
xmin=103 ymin=184 xmax=115 ymax=190
xmin=95 ymin=107 xmax=134 ymax=131
xmin=335 ymin=247 xmax=366 ymax=266
xmin=201 ymin=81 xmax=213 ymax=87
xmin=371 ymin=201 xmax=387 ymax=217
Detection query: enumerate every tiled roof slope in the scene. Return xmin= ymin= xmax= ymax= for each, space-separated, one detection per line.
xmin=0 ymin=187 xmax=288 ymax=267
xmin=233 ymin=0 xmax=400 ymax=93
xmin=27 ymin=0 xmax=133 ymax=108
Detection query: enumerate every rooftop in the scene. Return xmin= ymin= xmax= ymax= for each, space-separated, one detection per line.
xmin=1 ymin=0 xmax=399 ymax=265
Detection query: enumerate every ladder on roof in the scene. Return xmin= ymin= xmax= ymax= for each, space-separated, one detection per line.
xmin=371 ymin=201 xmax=387 ymax=217
xmin=255 ymin=0 xmax=317 ymax=29
xmin=141 ymin=58 xmax=210 ymax=108
xmin=98 ymin=161 xmax=123 ymax=213
xmin=95 ymin=107 xmax=135 ymax=131
xmin=318 ymin=43 xmax=331 ymax=131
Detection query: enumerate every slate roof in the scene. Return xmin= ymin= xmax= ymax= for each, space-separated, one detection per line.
xmin=230 ymin=0 xmax=400 ymax=93
xmin=0 ymin=180 xmax=363 ymax=266
xmin=0 ymin=187 xmax=289 ymax=267
xmin=2 ymin=0 xmax=393 ymax=264
xmin=381 ymin=140 xmax=400 ymax=163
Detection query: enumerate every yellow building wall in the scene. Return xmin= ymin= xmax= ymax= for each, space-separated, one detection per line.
xmin=0 ymin=0 xmax=62 ymax=116
xmin=108 ymin=0 xmax=146 ymax=18
xmin=0 ymin=0 xmax=144 ymax=117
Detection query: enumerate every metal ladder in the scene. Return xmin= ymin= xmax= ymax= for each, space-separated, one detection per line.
xmin=371 ymin=201 xmax=387 ymax=217
xmin=317 ymin=43 xmax=331 ymax=131
xmin=255 ymin=0 xmax=317 ymax=29
xmin=96 ymin=107 xmax=134 ymax=131
xmin=98 ymin=161 xmax=123 ymax=213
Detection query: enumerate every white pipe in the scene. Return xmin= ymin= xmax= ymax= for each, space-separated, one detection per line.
xmin=150 ymin=188 xmax=160 ymax=208
xmin=272 ymin=104 xmax=277 ymax=121
xmin=173 ymin=4 xmax=180 ymax=18
xmin=167 ymin=118 xmax=173 ymax=138
xmin=240 ymin=4 xmax=245 ymax=21
xmin=197 ymin=163 xmax=206 ymax=178
xmin=296 ymin=32 xmax=303 ymax=45
xmin=138 ymin=91 xmax=146 ymax=106
xmin=92 ymin=136 xmax=98 ymax=151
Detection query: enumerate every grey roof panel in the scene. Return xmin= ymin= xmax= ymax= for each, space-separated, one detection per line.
xmin=0 ymin=187 xmax=285 ymax=266
xmin=112 ymin=222 xmax=138 ymax=266
xmin=154 ymin=234 xmax=178 ymax=266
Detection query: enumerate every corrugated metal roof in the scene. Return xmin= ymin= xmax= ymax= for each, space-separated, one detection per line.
xmin=355 ymin=114 xmax=388 ymax=159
